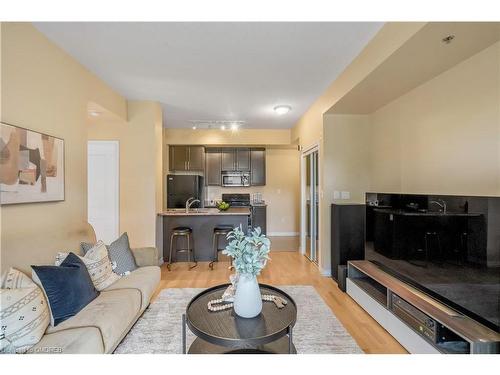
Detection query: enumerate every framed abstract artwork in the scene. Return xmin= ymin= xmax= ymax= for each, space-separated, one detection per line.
xmin=0 ymin=122 xmax=65 ymax=204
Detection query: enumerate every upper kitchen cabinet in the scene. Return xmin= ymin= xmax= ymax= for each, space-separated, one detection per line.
xmin=250 ymin=148 xmax=266 ymax=186
xmin=188 ymin=146 xmax=205 ymax=170
xmin=221 ymin=148 xmax=235 ymax=171
xmin=169 ymin=145 xmax=205 ymax=171
xmin=205 ymin=148 xmax=222 ymax=185
xmin=236 ymin=148 xmax=251 ymax=171
xmin=221 ymin=148 xmax=250 ymax=171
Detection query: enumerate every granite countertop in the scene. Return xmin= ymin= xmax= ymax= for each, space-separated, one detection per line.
xmin=159 ymin=207 xmax=251 ymax=216
xmin=373 ymin=208 xmax=482 ymax=217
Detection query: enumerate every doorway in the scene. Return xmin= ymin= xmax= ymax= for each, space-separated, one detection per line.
xmin=301 ymin=147 xmax=319 ymax=264
xmin=87 ymin=141 xmax=119 ymax=244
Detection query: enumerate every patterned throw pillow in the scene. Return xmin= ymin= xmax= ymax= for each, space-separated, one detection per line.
xmin=81 ymin=233 xmax=137 ymax=276
xmin=55 ymin=241 xmax=120 ymax=291
xmin=0 ymin=268 xmax=50 ymax=354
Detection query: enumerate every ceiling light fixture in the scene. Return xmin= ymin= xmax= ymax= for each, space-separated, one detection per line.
xmin=441 ymin=35 xmax=455 ymax=44
xmin=190 ymin=120 xmax=245 ymax=130
xmin=89 ymin=111 xmax=101 ymax=117
xmin=274 ymin=105 xmax=291 ymax=115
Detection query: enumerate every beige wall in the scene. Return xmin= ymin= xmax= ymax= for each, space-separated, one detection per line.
xmin=163 ymin=128 xmax=300 ymax=235
xmin=317 ymin=40 xmax=500 ymax=275
xmin=320 ymin=114 xmax=371 ymax=270
xmin=1 ymin=23 xmax=127 ymax=275
xmin=293 ymin=23 xmax=499 ymax=274
xmin=88 ymin=101 xmax=163 ymax=249
xmin=370 ymin=41 xmax=500 ymax=196
xmin=164 ymin=128 xmax=292 ymax=146
xmin=291 ymin=23 xmax=426 ymax=148
xmin=291 ymin=23 xmax=425 ymax=273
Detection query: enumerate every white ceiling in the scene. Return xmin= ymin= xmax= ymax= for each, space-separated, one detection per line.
xmin=34 ymin=22 xmax=383 ymax=128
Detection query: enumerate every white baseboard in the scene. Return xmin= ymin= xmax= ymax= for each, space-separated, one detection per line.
xmin=320 ymin=267 xmax=331 ymax=277
xmin=267 ymin=232 xmax=299 ymax=237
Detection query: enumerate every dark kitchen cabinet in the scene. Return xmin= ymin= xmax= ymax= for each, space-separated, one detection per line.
xmin=169 ymin=146 xmax=205 ymax=171
xmin=188 ymin=146 xmax=205 ymax=171
xmin=251 ymin=205 xmax=267 ymax=235
xmin=221 ymin=148 xmax=236 ymax=171
xmin=221 ymin=148 xmax=251 ymax=171
xmin=205 ymin=148 xmax=222 ymax=185
xmin=236 ymin=148 xmax=250 ymax=171
xmin=250 ymin=148 xmax=266 ymax=186
xmin=331 ymin=204 xmax=365 ymax=283
xmin=169 ymin=145 xmax=189 ymax=171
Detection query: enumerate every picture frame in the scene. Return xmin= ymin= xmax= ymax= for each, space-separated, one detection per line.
xmin=0 ymin=122 xmax=65 ymax=205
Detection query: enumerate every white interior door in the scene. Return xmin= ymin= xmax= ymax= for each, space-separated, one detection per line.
xmin=87 ymin=141 xmax=119 ymax=244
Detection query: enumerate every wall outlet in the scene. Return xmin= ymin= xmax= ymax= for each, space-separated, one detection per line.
xmin=341 ymin=191 xmax=351 ymax=200
xmin=333 ymin=191 xmax=341 ymax=200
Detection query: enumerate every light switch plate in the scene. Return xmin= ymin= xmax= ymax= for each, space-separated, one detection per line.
xmin=333 ymin=191 xmax=341 ymax=200
xmin=341 ymin=191 xmax=351 ymax=200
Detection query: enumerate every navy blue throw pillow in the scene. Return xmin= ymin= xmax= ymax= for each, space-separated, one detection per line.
xmin=31 ymin=252 xmax=99 ymax=326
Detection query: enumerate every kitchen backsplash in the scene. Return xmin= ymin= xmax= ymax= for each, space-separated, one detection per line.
xmin=205 ymin=186 xmax=265 ymax=205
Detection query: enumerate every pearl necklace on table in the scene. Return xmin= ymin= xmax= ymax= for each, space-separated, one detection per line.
xmin=207 ymin=294 xmax=287 ymax=312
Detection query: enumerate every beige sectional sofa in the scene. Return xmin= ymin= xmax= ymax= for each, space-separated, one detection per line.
xmin=30 ymin=247 xmax=161 ymax=354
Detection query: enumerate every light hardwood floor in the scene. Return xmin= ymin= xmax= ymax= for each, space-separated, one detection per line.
xmin=154 ymin=251 xmax=407 ymax=354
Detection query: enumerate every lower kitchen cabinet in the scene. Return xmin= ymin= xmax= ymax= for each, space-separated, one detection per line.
xmin=251 ymin=205 xmax=267 ymax=235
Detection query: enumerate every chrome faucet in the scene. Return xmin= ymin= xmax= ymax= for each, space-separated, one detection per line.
xmin=430 ymin=199 xmax=447 ymax=214
xmin=185 ymin=197 xmax=201 ymax=213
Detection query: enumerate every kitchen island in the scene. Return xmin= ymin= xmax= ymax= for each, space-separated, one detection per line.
xmin=159 ymin=208 xmax=250 ymax=262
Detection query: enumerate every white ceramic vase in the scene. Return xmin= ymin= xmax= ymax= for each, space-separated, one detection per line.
xmin=234 ymin=273 xmax=262 ymax=318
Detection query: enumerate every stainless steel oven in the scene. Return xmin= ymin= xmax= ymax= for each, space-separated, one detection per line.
xmin=221 ymin=172 xmax=250 ymax=187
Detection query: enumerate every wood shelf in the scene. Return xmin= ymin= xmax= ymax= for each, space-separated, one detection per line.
xmin=348 ymin=260 xmax=500 ymax=353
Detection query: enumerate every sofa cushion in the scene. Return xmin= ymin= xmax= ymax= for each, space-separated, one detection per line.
xmin=30 ymin=326 xmax=104 ymax=354
xmin=82 ymin=233 xmax=138 ymax=276
xmin=0 ymin=268 xmax=50 ymax=354
xmin=104 ymin=266 xmax=160 ymax=311
xmin=32 ymin=253 xmax=99 ymax=326
xmin=131 ymin=247 xmax=159 ymax=267
xmin=46 ymin=288 xmax=141 ymax=353
xmin=55 ymin=242 xmax=121 ymax=291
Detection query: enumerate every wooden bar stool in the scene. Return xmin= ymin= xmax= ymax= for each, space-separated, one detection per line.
xmin=167 ymin=226 xmax=197 ymax=271
xmin=209 ymin=226 xmax=233 ymax=270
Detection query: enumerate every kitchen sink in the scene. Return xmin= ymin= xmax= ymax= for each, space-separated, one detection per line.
xmin=166 ymin=208 xmax=209 ymax=214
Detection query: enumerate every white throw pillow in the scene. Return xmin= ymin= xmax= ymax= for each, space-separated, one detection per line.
xmin=55 ymin=241 xmax=121 ymax=291
xmin=0 ymin=268 xmax=50 ymax=354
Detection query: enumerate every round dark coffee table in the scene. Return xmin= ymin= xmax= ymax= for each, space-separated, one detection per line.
xmin=182 ymin=283 xmax=297 ymax=354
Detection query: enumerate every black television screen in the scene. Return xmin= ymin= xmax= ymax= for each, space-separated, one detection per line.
xmin=365 ymin=192 xmax=500 ymax=332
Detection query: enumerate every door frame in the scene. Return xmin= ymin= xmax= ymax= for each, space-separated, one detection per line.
xmin=87 ymin=140 xmax=120 ymax=241
xmin=300 ymin=143 xmax=320 ymax=266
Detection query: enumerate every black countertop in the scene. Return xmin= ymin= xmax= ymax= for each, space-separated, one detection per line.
xmin=373 ymin=208 xmax=482 ymax=217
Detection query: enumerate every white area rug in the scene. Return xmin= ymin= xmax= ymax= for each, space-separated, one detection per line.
xmin=114 ymin=286 xmax=363 ymax=354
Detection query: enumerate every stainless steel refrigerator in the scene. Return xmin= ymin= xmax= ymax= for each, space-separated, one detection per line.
xmin=166 ymin=174 xmax=204 ymax=208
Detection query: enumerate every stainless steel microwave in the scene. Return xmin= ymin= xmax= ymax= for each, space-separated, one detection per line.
xmin=221 ymin=172 xmax=250 ymax=187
